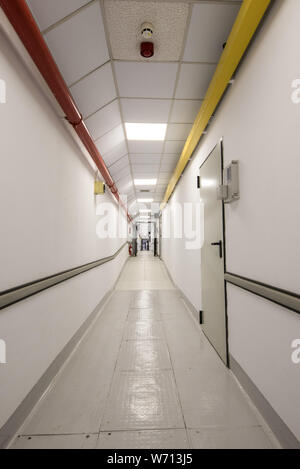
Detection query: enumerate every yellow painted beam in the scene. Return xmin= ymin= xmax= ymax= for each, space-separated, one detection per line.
xmin=161 ymin=0 xmax=271 ymax=208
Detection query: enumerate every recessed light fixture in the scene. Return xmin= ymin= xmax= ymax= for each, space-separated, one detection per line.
xmin=134 ymin=179 xmax=157 ymax=186
xmin=138 ymin=198 xmax=153 ymax=203
xmin=125 ymin=123 xmax=167 ymax=141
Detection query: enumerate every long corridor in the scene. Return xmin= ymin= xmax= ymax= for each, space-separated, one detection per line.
xmin=10 ymin=254 xmax=278 ymax=450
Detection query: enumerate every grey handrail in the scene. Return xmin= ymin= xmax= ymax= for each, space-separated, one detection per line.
xmin=225 ymin=273 xmax=300 ymax=315
xmin=0 ymin=242 xmax=128 ymax=311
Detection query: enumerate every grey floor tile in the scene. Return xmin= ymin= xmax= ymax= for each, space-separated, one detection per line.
xmin=124 ymin=321 xmax=165 ymax=341
xmin=10 ymin=434 xmax=97 ymax=450
xmin=175 ymin=368 xmax=260 ymax=428
xmin=22 ymin=309 xmax=126 ymax=435
xmin=101 ymin=370 xmax=185 ymax=431
xmin=131 ymin=291 xmax=158 ymax=309
xmin=128 ymin=308 xmax=161 ymax=322
xmin=105 ymin=291 xmax=133 ymax=312
xmin=97 ymin=430 xmax=190 ymax=449
xmin=117 ymin=340 xmax=172 ymax=371
xmin=189 ymin=426 xmax=276 ymax=449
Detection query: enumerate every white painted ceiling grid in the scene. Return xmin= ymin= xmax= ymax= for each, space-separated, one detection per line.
xmin=26 ymin=0 xmax=241 ymax=215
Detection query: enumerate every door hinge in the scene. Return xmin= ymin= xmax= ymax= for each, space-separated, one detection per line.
xmin=197 ymin=176 xmax=201 ymax=189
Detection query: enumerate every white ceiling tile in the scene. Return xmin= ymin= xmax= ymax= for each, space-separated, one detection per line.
xmin=132 ymin=164 xmax=160 ymax=174
xmin=110 ymin=163 xmax=130 ymax=180
xmin=133 ymin=165 xmax=159 ymax=175
xmin=161 ymin=153 xmax=179 ymax=161
xmin=70 ymin=63 xmax=117 ymax=119
xmin=102 ymin=141 xmax=128 ymax=167
xmin=130 ymin=154 xmax=162 ymax=165
xmin=132 ymin=168 xmax=160 ymax=177
xmin=27 ymin=0 xmax=90 ymax=31
xmin=118 ymin=178 xmax=133 ymax=192
xmin=160 ymin=162 xmax=177 ymax=173
xmin=128 ymin=141 xmax=164 ymax=154
xmin=158 ymin=174 xmax=172 ymax=183
xmin=85 ymin=101 xmax=121 ymax=140
xmin=114 ymin=167 xmax=131 ymax=182
xmin=44 ymin=3 xmax=109 ymax=86
xmin=164 ymin=141 xmax=185 ymax=154
xmin=119 ymin=187 xmax=133 ymax=197
xmin=171 ymin=100 xmax=201 ymax=123
xmin=175 ymin=63 xmax=216 ymax=100
xmin=157 ymin=183 xmax=167 ymax=191
xmin=166 ymin=123 xmax=192 ymax=141
xmin=160 ymin=157 xmax=178 ymax=171
xmin=121 ymin=99 xmax=171 ymax=123
xmin=183 ymin=3 xmax=240 ymax=63
xmin=109 ymin=155 xmax=129 ymax=172
xmin=104 ymin=0 xmax=189 ymax=62
xmin=96 ymin=125 xmax=125 ymax=156
xmin=115 ymin=62 xmax=178 ymax=99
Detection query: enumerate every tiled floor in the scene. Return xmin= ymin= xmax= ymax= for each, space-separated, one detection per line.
xmin=10 ymin=253 xmax=279 ymax=449
xmin=116 ymin=251 xmax=175 ymax=291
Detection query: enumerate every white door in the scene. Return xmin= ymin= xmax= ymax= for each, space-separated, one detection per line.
xmin=200 ymin=142 xmax=228 ymax=364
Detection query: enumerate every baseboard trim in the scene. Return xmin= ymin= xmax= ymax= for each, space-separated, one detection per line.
xmin=2 ymin=289 xmax=117 ymax=449
xmin=0 ymin=251 xmax=129 ymax=449
xmin=162 ymin=261 xmax=199 ymax=323
xmin=0 ymin=289 xmax=113 ymax=449
xmin=230 ymin=355 xmax=300 ymax=449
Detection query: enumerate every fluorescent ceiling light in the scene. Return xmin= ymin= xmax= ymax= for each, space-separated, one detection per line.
xmin=134 ymin=179 xmax=157 ymax=186
xmin=138 ymin=198 xmax=153 ymax=203
xmin=125 ymin=123 xmax=167 ymax=141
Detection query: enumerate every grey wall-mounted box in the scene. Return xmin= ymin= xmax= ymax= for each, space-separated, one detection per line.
xmin=218 ymin=160 xmax=240 ymax=204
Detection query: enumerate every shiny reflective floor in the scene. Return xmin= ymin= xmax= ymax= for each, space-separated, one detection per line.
xmin=10 ymin=253 xmax=279 ymax=449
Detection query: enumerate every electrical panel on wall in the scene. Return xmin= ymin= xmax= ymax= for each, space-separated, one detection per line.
xmin=217 ymin=160 xmax=240 ymax=204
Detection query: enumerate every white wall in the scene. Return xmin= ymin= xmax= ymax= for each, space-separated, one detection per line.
xmin=162 ymin=0 xmax=300 ymax=442
xmin=0 ymin=29 xmax=128 ymax=428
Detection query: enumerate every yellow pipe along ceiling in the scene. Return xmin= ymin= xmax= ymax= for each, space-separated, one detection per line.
xmin=161 ymin=0 xmax=272 ymax=209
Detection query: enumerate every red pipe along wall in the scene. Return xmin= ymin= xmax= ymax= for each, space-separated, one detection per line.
xmin=0 ymin=0 xmax=131 ymax=222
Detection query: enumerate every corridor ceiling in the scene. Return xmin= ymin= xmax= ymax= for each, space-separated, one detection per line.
xmin=26 ymin=0 xmax=241 ymax=215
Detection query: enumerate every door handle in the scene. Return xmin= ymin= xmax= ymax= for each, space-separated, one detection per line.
xmin=211 ymin=241 xmax=223 ymax=259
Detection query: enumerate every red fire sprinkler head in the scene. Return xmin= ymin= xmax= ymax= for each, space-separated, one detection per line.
xmin=141 ymin=41 xmax=154 ymax=58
